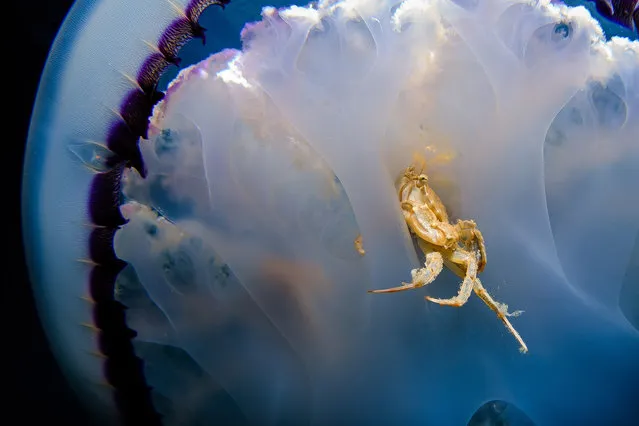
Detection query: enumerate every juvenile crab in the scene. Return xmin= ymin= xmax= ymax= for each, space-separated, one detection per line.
xmin=368 ymin=166 xmax=528 ymax=353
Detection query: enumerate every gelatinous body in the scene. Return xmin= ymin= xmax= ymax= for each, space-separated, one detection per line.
xmin=23 ymin=0 xmax=639 ymax=425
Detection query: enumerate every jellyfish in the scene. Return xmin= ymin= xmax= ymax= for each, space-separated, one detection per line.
xmin=22 ymin=0 xmax=639 ymax=425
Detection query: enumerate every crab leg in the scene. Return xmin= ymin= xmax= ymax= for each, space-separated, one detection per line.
xmin=368 ymin=251 xmax=444 ymax=294
xmin=425 ymin=249 xmax=478 ymax=307
xmin=472 ymin=279 xmax=528 ymax=353
xmin=425 ymin=247 xmax=528 ymax=352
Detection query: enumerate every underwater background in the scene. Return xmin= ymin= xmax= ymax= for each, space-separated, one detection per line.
xmin=11 ymin=0 xmax=638 ymax=425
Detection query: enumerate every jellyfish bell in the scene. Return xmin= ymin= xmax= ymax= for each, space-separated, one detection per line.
xmin=22 ymin=1 xmax=285 ymax=424
xmin=23 ymin=0 xmax=639 ymax=425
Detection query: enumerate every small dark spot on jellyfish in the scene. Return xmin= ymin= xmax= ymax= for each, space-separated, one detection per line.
xmin=605 ymin=73 xmax=627 ymax=98
xmin=545 ymin=126 xmax=566 ymax=147
xmin=468 ymin=400 xmax=536 ymax=426
xmin=525 ymin=21 xmax=573 ymax=67
xmin=217 ymin=264 xmax=233 ymax=283
xmin=552 ymin=22 xmax=572 ymax=41
xmin=187 ymin=235 xmax=204 ymax=251
xmin=155 ymin=128 xmax=179 ymax=157
xmin=221 ymin=264 xmax=231 ymax=278
xmin=144 ymin=222 xmax=159 ymax=237
xmin=208 ymin=256 xmax=233 ymax=288
xmin=568 ymin=106 xmax=584 ymax=125
xmin=544 ymin=96 xmax=586 ymax=148
xmin=161 ymin=248 xmax=196 ymax=293
xmin=589 ymin=81 xmax=627 ymax=129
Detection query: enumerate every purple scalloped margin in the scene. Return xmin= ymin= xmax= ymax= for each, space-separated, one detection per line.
xmin=85 ymin=1 xmax=229 ymax=424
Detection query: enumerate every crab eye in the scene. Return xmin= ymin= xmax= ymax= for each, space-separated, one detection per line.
xmin=24 ymin=0 xmax=639 ymax=425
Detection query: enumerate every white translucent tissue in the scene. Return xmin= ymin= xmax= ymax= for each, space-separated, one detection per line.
xmin=115 ymin=1 xmax=639 ymax=425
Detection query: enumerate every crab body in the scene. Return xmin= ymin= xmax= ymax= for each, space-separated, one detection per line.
xmin=369 ymin=166 xmax=527 ymax=353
